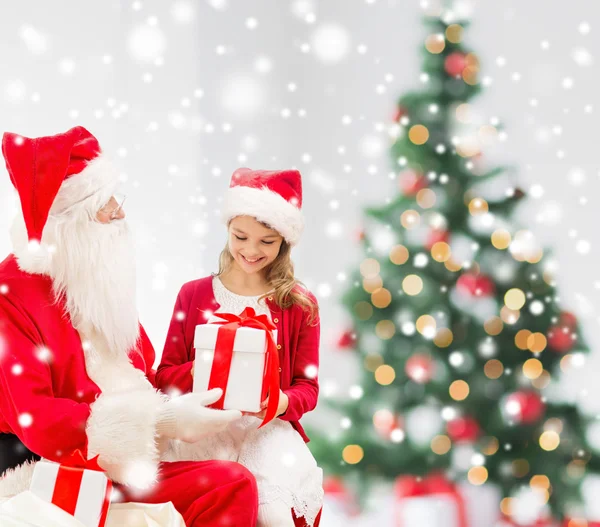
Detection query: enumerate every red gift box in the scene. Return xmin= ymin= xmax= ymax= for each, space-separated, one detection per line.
xmin=30 ymin=450 xmax=112 ymax=527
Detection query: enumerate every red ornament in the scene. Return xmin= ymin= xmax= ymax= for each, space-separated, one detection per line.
xmin=399 ymin=169 xmax=427 ymax=196
xmin=446 ymin=416 xmax=480 ymax=442
xmin=504 ymin=390 xmax=545 ymax=425
xmin=559 ymin=311 xmax=578 ymax=329
xmin=547 ymin=325 xmax=576 ymax=353
xmin=405 ymin=353 xmax=435 ymax=384
xmin=393 ymin=105 xmax=407 ymax=123
xmin=456 ymin=273 xmax=495 ymax=297
xmin=425 ymin=229 xmax=449 ymax=251
xmin=444 ymin=52 xmax=467 ymax=77
xmin=336 ymin=330 xmax=356 ymax=350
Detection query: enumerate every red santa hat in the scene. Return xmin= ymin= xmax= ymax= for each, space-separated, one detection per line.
xmin=221 ymin=167 xmax=305 ymax=246
xmin=2 ymin=126 xmax=118 ymax=242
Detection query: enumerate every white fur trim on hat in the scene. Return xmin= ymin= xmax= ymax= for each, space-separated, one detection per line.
xmin=10 ymin=155 xmax=119 ymax=275
xmin=221 ymin=185 xmax=304 ymax=245
xmin=51 ymin=155 xmax=119 ymax=216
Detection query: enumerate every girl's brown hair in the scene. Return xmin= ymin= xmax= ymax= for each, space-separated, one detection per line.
xmin=216 ymin=232 xmax=318 ymax=325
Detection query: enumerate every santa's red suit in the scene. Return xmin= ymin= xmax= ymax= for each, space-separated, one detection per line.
xmin=0 ymin=127 xmax=259 ymax=526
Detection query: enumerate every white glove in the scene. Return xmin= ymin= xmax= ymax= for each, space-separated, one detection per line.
xmin=156 ymin=388 xmax=242 ymax=443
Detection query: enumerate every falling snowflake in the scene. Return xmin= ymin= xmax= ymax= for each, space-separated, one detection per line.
xmin=128 ymin=24 xmax=167 ymax=63
xmin=311 ymin=24 xmax=351 ymax=63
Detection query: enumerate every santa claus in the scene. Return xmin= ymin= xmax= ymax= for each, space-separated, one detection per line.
xmin=0 ymin=126 xmax=258 ymax=526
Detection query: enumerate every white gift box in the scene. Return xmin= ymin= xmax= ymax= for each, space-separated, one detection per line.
xmin=396 ymin=495 xmax=462 ymax=527
xmin=459 ymin=482 xmax=501 ymax=527
xmin=29 ymin=460 xmax=111 ymax=527
xmin=193 ymin=319 xmax=277 ymax=413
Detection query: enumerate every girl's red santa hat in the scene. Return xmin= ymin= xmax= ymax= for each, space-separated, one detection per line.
xmin=221 ymin=167 xmax=305 ymax=246
xmin=2 ymin=126 xmax=119 ymax=244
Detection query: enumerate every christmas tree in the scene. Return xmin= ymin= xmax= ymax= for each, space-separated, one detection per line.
xmin=311 ymin=7 xmax=597 ymax=524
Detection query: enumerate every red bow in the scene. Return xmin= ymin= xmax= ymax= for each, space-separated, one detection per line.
xmin=62 ymin=449 xmax=104 ymax=472
xmin=209 ymin=307 xmax=281 ymax=428
xmin=395 ymin=474 xmax=468 ymax=527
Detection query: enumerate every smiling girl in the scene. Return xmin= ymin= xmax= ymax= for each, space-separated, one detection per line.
xmin=156 ymin=168 xmax=323 ymax=527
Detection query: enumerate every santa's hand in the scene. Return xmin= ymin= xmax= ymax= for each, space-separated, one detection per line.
xmin=156 ymin=389 xmax=241 ymax=443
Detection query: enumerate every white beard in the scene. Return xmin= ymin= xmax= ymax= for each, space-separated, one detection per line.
xmin=48 ymin=216 xmax=140 ymax=356
xmin=11 ymin=211 xmax=140 ymax=357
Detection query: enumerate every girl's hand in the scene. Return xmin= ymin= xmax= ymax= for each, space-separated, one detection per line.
xmin=243 ymin=390 xmax=289 ymax=419
xmin=190 ymin=360 xmax=195 ymax=378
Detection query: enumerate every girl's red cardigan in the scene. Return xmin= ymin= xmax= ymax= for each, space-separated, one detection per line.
xmin=156 ymin=276 xmax=320 ymax=442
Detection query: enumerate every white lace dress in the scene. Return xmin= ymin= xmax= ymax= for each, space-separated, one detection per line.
xmin=166 ymin=276 xmax=324 ymax=526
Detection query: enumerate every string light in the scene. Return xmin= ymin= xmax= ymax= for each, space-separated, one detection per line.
xmin=375 ymin=320 xmax=396 ymax=339
xmin=403 ymin=275 xmax=424 ymax=296
xmin=484 ymin=360 xmax=504 ymax=379
xmin=431 ymin=435 xmax=452 ymax=455
xmin=446 ymin=24 xmax=463 ymax=43
xmin=342 ymin=444 xmax=364 ymax=464
xmin=434 ymin=328 xmax=454 ymax=347
xmin=425 ymin=33 xmax=446 ymax=54
xmin=515 ymin=329 xmax=532 ymax=350
xmin=431 ymin=241 xmax=451 ymax=262
xmin=401 ymin=210 xmax=421 ymax=229
xmin=449 ymin=380 xmax=470 ymax=401
xmin=360 ymin=258 xmax=380 ymax=278
xmin=492 ymin=229 xmax=511 ymax=249
xmin=468 ymin=466 xmax=488 ymax=485
xmin=375 ymin=365 xmax=396 ymax=385
xmin=409 ymin=124 xmax=429 ymax=145
xmin=527 ymin=332 xmax=547 ymax=353
xmin=390 ymin=244 xmax=409 ymax=265
xmin=523 ymin=358 xmax=543 ymax=379
xmin=505 ymin=288 xmax=526 ymax=310
xmin=372 ymin=287 xmax=392 ymax=308
xmin=354 ymin=301 xmax=373 ymax=320
xmin=539 ymin=431 xmax=560 ymax=451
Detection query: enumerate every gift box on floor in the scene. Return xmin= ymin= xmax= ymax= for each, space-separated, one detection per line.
xmin=193 ymin=308 xmax=280 ymax=421
xmin=394 ymin=474 xmax=468 ymax=527
xmin=29 ymin=451 xmax=112 ymax=527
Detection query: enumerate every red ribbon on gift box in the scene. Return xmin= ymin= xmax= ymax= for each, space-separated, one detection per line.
xmin=394 ymin=473 xmax=468 ymax=527
xmin=51 ymin=450 xmax=112 ymax=527
xmin=207 ymin=307 xmax=281 ymax=427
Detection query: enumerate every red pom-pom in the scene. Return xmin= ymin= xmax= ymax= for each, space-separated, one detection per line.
xmin=446 ymin=416 xmax=481 ymax=442
xmin=425 ymin=229 xmax=449 ymax=251
xmin=399 ymin=169 xmax=427 ymax=196
xmin=547 ymin=325 xmax=576 ymax=353
xmin=405 ymin=353 xmax=435 ymax=384
xmin=445 ymin=52 xmax=467 ymax=77
xmin=504 ymin=391 xmax=545 ymax=424
xmin=336 ymin=330 xmax=356 ymax=350
xmin=559 ymin=311 xmax=578 ymax=329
